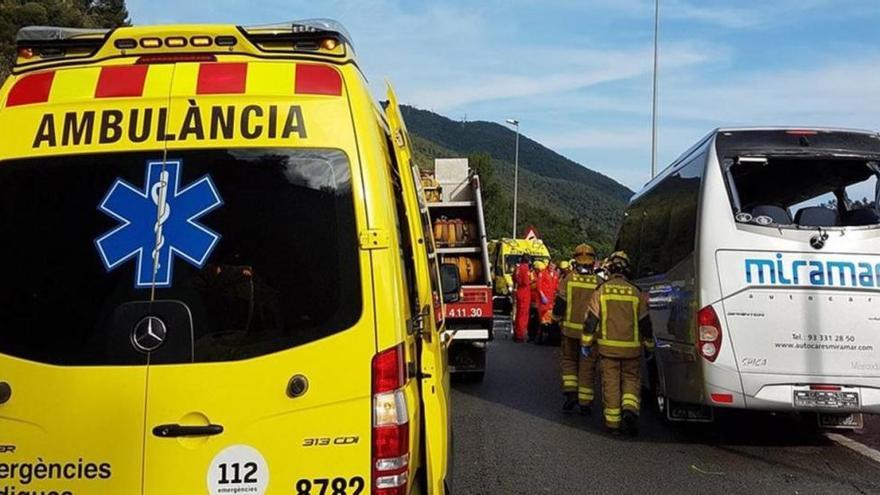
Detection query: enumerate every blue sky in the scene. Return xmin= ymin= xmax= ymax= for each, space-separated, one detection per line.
xmin=128 ymin=0 xmax=880 ymax=190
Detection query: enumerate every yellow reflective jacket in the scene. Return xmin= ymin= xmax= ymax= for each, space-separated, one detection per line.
xmin=559 ymin=272 xmax=599 ymax=339
xmin=585 ymin=274 xmax=649 ymax=359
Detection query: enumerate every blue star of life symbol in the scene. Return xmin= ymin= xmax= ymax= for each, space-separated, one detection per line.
xmin=95 ymin=160 xmax=223 ymax=289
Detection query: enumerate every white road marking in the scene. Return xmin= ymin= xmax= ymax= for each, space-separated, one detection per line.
xmin=826 ymin=433 xmax=880 ymax=464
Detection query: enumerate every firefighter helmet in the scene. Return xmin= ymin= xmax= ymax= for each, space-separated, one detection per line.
xmin=607 ymin=250 xmax=631 ymax=273
xmin=573 ymin=243 xmax=596 ymax=264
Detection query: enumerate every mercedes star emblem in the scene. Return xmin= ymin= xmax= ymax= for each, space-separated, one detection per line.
xmin=132 ymin=316 xmax=167 ymax=352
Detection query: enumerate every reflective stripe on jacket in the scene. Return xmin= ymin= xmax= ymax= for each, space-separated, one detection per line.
xmin=587 ymin=274 xmax=648 ymax=359
xmin=561 ymin=273 xmax=599 ymax=339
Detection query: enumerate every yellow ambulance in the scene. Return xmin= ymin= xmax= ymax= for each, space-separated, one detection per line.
xmin=488 ymin=237 xmax=551 ymax=296
xmin=0 ymin=20 xmax=452 ymax=495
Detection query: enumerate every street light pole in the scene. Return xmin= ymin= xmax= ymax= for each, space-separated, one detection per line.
xmin=651 ymin=0 xmax=660 ymax=179
xmin=505 ymin=119 xmax=520 ymax=238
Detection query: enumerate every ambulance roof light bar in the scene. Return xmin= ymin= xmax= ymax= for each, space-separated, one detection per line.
xmin=240 ymin=18 xmax=354 ymax=52
xmin=16 ymin=26 xmax=110 ymax=43
xmin=16 ymin=26 xmax=111 ymax=62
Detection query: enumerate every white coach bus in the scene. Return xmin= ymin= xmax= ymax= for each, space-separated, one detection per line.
xmin=616 ymin=128 xmax=880 ymax=427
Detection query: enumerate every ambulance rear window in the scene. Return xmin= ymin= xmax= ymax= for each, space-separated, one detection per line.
xmin=0 ymin=148 xmax=361 ymax=365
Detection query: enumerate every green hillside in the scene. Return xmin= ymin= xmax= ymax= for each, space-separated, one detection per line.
xmin=401 ymin=105 xmax=633 ymax=259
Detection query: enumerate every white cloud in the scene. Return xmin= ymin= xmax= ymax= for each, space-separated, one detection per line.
xmin=532 ymin=52 xmax=880 ymax=148
xmin=400 ymin=42 xmax=717 ymax=111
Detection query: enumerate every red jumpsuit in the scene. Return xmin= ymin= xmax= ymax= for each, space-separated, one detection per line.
xmin=536 ymin=268 xmax=557 ymax=324
xmin=514 ymin=262 xmax=532 ymax=342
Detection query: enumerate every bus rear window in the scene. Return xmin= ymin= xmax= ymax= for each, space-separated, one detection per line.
xmin=727 ymin=156 xmax=880 ymax=228
xmin=0 ymin=148 xmax=361 ymax=366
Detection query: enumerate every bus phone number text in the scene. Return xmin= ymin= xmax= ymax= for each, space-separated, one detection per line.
xmin=791 ymin=332 xmax=856 ymax=343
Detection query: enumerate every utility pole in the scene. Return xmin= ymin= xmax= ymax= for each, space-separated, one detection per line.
xmin=505 ymin=119 xmax=520 ymax=238
xmin=651 ymin=0 xmax=660 ymax=178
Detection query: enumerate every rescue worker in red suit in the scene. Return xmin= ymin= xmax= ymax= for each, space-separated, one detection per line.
xmin=535 ymin=261 xmax=555 ymax=320
xmin=513 ymin=255 xmax=532 ymax=343
xmin=549 ymin=261 xmax=560 ymax=281
xmin=529 ymin=262 xmax=540 ymax=335
xmin=535 ymin=260 xmax=557 ymax=342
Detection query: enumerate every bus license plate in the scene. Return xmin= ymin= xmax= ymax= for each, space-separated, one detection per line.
xmin=793 ymin=390 xmax=859 ymax=409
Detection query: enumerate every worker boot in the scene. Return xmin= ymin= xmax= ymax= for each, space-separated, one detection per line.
xmin=579 ymin=404 xmax=592 ymax=416
xmin=562 ymin=392 xmax=578 ymax=414
xmin=621 ymin=410 xmax=639 ymax=437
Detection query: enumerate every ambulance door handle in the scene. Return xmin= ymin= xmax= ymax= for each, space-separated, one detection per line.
xmin=152 ymin=424 xmax=224 ymax=437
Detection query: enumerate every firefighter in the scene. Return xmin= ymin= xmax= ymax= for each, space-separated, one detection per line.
xmin=556 ymin=260 xmax=572 ymax=302
xmin=513 ymin=254 xmax=532 ymax=343
xmin=583 ymin=251 xmax=653 ymax=435
xmin=553 ymin=244 xmax=601 ymax=414
xmin=595 ymin=257 xmax=610 ymax=281
xmin=558 ymin=260 xmax=572 ymax=280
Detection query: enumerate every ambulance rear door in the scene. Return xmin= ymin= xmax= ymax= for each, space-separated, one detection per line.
xmin=138 ymin=60 xmax=376 ymax=494
xmin=386 ymin=84 xmax=451 ymax=493
xmin=0 ymin=62 xmax=179 ymax=494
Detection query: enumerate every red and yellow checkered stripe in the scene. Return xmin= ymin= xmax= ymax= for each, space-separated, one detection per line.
xmin=5 ymin=61 xmax=342 ymax=108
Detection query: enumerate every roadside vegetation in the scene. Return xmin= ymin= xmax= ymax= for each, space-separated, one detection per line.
xmin=404 ymin=105 xmax=632 ymax=258
xmin=0 ymin=0 xmax=130 ymax=83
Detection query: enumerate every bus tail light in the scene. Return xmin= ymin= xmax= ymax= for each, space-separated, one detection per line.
xmin=372 ymin=344 xmax=409 ymax=495
xmin=811 ymin=384 xmax=841 ymax=391
xmin=697 ymin=305 xmax=722 ymax=363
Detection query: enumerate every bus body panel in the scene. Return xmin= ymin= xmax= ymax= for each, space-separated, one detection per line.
xmin=626 ymin=128 xmax=880 ymax=416
xmin=645 ymin=254 xmax=705 ymax=405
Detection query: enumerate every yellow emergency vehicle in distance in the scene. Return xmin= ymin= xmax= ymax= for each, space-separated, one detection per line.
xmin=489 ymin=238 xmax=551 ymax=294
xmin=0 ymin=20 xmax=452 ymax=495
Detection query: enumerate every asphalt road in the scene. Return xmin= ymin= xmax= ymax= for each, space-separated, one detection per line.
xmin=450 ymin=336 xmax=880 ymax=494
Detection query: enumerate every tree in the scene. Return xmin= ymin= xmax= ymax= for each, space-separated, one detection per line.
xmin=88 ymin=0 xmax=130 ymax=28
xmin=401 ymin=105 xmax=631 ymax=262
xmin=0 ymin=0 xmax=131 ymax=84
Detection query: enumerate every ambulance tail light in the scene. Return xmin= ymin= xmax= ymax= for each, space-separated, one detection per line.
xmin=372 ymin=344 xmax=410 ymax=495
xmin=697 ymin=305 xmax=722 ymax=363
